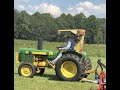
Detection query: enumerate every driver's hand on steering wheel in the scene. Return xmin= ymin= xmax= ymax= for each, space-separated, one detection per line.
xmin=58 ymin=48 xmax=62 ymax=51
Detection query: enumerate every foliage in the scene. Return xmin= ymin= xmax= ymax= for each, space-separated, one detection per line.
xmin=14 ymin=9 xmax=106 ymax=44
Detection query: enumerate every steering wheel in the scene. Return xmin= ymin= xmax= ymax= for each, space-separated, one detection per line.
xmin=56 ymin=47 xmax=62 ymax=53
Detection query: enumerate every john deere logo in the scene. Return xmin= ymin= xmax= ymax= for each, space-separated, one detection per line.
xmin=49 ymin=52 xmax=53 ymax=55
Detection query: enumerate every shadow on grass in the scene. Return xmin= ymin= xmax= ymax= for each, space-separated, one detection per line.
xmin=14 ymin=72 xmax=58 ymax=81
xmin=35 ymin=74 xmax=60 ymax=81
xmin=14 ymin=72 xmax=79 ymax=82
xmin=14 ymin=72 xmax=83 ymax=84
xmin=35 ymin=74 xmax=81 ymax=82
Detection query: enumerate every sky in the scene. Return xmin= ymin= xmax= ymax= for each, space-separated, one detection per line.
xmin=14 ymin=0 xmax=106 ymax=18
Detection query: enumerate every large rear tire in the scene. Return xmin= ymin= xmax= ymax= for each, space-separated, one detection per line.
xmin=55 ymin=57 xmax=82 ymax=81
xmin=82 ymin=56 xmax=92 ymax=78
xmin=83 ymin=56 xmax=92 ymax=70
xmin=63 ymin=53 xmax=86 ymax=75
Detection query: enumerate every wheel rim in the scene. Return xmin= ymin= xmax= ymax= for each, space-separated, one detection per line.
xmin=61 ymin=61 xmax=77 ymax=78
xmin=21 ymin=65 xmax=32 ymax=76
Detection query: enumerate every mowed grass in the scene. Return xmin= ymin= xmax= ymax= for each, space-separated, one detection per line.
xmin=14 ymin=39 xmax=106 ymax=90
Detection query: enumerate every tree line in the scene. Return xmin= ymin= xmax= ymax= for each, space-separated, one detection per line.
xmin=14 ymin=9 xmax=106 ymax=44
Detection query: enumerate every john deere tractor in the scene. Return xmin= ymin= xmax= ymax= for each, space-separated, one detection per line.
xmin=16 ymin=29 xmax=92 ymax=81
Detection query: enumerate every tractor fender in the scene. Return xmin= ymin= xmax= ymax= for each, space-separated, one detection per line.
xmin=81 ymin=51 xmax=87 ymax=60
xmin=62 ymin=51 xmax=82 ymax=58
xmin=61 ymin=51 xmax=86 ymax=75
xmin=62 ymin=51 xmax=87 ymax=60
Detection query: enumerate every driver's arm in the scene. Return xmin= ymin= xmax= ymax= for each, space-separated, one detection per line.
xmin=61 ymin=41 xmax=71 ymax=50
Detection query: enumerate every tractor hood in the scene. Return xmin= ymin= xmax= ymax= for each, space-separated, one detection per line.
xmin=19 ymin=48 xmax=58 ymax=59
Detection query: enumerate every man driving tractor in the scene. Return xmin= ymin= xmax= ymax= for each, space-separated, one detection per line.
xmin=49 ymin=35 xmax=76 ymax=65
xmin=49 ymin=29 xmax=85 ymax=65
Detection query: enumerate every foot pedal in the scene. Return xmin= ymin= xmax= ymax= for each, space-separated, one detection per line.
xmin=47 ymin=61 xmax=55 ymax=69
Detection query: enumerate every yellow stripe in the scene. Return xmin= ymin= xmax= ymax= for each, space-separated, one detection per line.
xmin=16 ymin=52 xmax=20 ymax=63
xmin=32 ymin=52 xmax=47 ymax=55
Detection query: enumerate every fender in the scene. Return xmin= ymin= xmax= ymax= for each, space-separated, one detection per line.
xmin=62 ymin=51 xmax=87 ymax=60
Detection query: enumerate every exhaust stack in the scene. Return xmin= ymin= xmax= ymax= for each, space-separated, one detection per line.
xmin=38 ymin=38 xmax=43 ymax=50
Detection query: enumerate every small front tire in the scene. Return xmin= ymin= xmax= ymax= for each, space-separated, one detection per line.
xmin=18 ymin=62 xmax=36 ymax=78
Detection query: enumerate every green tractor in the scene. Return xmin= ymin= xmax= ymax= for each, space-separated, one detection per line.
xmin=16 ymin=29 xmax=92 ymax=81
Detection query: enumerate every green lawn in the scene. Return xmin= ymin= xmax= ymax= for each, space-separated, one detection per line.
xmin=14 ymin=39 xmax=106 ymax=90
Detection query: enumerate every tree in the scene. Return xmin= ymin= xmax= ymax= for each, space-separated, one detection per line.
xmin=74 ymin=13 xmax=86 ymax=29
xmin=14 ymin=9 xmax=106 ymax=43
xmin=96 ymin=18 xmax=106 ymax=44
xmin=56 ymin=13 xmax=69 ymax=29
xmin=94 ymin=31 xmax=103 ymax=44
xmin=17 ymin=11 xmax=30 ymax=39
xmin=14 ymin=9 xmax=20 ymax=38
xmin=66 ymin=14 xmax=75 ymax=29
xmin=84 ymin=15 xmax=97 ymax=44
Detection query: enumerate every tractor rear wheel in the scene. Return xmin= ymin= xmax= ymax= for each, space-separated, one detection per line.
xmin=55 ymin=57 xmax=82 ymax=81
xmin=83 ymin=56 xmax=92 ymax=70
xmin=63 ymin=53 xmax=85 ymax=74
xmin=18 ymin=62 xmax=36 ymax=78
xmin=82 ymin=56 xmax=92 ymax=78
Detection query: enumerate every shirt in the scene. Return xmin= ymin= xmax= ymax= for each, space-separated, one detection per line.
xmin=61 ymin=38 xmax=75 ymax=50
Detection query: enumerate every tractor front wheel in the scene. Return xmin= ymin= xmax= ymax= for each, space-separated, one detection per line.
xmin=18 ymin=62 xmax=36 ymax=78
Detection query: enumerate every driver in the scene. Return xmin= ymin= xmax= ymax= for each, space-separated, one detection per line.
xmin=49 ymin=36 xmax=75 ymax=65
